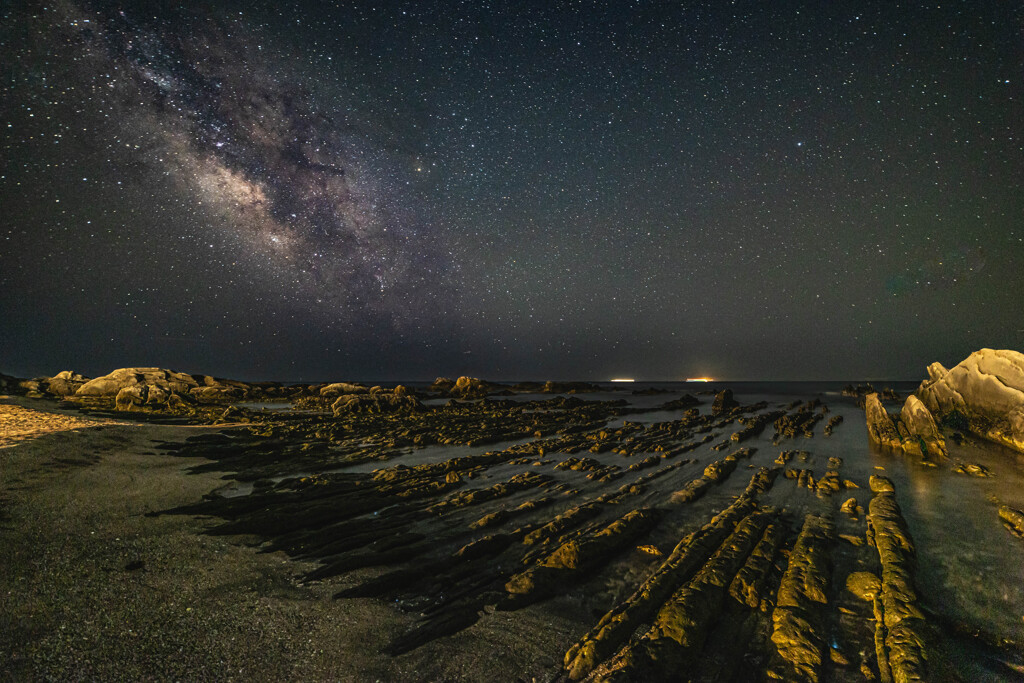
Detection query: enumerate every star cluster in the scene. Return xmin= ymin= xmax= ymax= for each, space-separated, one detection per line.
xmin=2 ymin=1 xmax=1022 ymax=380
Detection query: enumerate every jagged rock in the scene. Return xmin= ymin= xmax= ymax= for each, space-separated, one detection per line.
xmin=916 ymin=349 xmax=1024 ymax=454
xmin=331 ymin=393 xmax=422 ymax=415
xmin=711 ymin=389 xmax=739 ymax=416
xmin=899 ymin=395 xmax=947 ymax=458
xmin=865 ymin=393 xmax=903 ymax=450
xmin=866 ymin=393 xmax=947 ymax=460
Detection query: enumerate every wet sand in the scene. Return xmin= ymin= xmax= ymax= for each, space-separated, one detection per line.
xmin=0 ymin=397 xmax=569 ymax=681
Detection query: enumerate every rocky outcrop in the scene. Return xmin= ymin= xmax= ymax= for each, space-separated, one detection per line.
xmin=866 ymin=393 xmax=902 ymax=449
xmin=916 ymin=349 xmax=1024 ymax=454
xmin=76 ymin=367 xmax=200 ymax=396
xmin=865 ymin=393 xmax=947 ymax=460
xmin=74 ymin=367 xmax=255 ymax=404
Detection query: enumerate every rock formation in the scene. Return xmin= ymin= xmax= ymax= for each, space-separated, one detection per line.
xmin=916 ymin=348 xmax=1024 ymax=454
xmin=75 ymin=367 xmax=255 ymax=404
xmin=865 ymin=393 xmax=947 ymax=459
xmin=711 ymin=389 xmax=738 ymax=416
xmin=41 ymin=370 xmax=90 ymax=396
xmin=76 ymin=367 xmax=199 ymax=396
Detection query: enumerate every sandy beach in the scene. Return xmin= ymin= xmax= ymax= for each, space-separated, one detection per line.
xmin=0 ymin=396 xmax=572 ymax=682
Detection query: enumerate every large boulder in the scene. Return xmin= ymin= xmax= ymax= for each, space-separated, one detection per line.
xmin=916 ymin=349 xmax=1024 ymax=453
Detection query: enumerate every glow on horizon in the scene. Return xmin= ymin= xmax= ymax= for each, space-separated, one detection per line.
xmin=610 ymin=378 xmax=635 ymax=382
xmin=686 ymin=377 xmax=714 ymax=382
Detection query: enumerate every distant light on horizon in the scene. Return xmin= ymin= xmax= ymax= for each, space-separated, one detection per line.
xmin=610 ymin=378 xmax=635 ymax=383
xmin=686 ymin=377 xmax=714 ymax=382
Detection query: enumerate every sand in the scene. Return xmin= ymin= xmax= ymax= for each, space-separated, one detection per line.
xmin=0 ymin=396 xmax=575 ymax=682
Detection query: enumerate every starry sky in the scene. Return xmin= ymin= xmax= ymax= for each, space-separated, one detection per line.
xmin=2 ymin=0 xmax=1022 ymax=382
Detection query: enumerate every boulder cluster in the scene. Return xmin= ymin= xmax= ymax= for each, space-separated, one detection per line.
xmin=7 ymin=367 xmax=294 ymax=411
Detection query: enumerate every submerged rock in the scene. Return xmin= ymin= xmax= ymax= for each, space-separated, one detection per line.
xmin=916 ymin=348 xmax=1024 ymax=454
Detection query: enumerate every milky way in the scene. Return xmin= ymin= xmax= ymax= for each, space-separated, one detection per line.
xmin=50 ymin=1 xmax=455 ymax=327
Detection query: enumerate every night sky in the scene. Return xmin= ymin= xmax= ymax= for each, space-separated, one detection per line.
xmin=2 ymin=1 xmax=1022 ymax=382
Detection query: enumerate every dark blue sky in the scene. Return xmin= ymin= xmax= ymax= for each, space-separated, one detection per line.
xmin=2 ymin=1 xmax=1022 ymax=381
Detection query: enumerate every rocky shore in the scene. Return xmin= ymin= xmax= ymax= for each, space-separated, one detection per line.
xmin=2 ymin=353 xmax=1024 ymax=681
